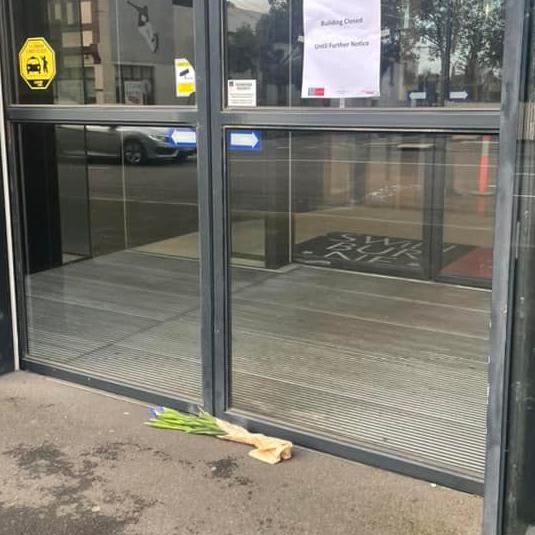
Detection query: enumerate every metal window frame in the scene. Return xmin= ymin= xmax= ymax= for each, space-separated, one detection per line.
xmin=220 ymin=108 xmax=500 ymax=131
xmin=482 ymin=1 xmax=532 ymax=534
xmin=5 ymin=106 xmax=199 ymax=125
xmin=0 ymin=32 xmax=17 ymax=375
xmin=0 ymin=0 xmax=522 ymax=511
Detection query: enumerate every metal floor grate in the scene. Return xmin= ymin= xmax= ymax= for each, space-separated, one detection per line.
xmin=26 ymin=250 xmax=490 ymax=480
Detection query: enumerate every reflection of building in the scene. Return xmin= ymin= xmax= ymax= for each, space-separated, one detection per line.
xmin=226 ymin=1 xmax=264 ymax=81
xmin=227 ymin=1 xmax=264 ymax=33
xmin=48 ymin=0 xmax=194 ymax=104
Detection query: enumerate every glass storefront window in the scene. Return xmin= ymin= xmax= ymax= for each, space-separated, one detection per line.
xmin=18 ymin=122 xmax=201 ymax=400
xmin=228 ymin=128 xmax=496 ymax=477
xmin=12 ymin=0 xmax=195 ymax=105
xmin=226 ymin=0 xmax=505 ymax=108
xmin=441 ymin=135 xmax=497 ymax=282
xmin=229 ymin=129 xmax=497 ymax=282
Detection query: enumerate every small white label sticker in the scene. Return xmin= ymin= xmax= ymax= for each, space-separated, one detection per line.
xmin=175 ymin=58 xmax=195 ymax=97
xmin=228 ymin=79 xmax=257 ymax=107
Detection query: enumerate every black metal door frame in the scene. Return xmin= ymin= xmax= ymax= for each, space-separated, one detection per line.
xmin=483 ymin=2 xmax=533 ymax=534
xmin=0 ymin=0 xmax=523 ymax=513
xmin=0 ymin=53 xmax=16 ymax=376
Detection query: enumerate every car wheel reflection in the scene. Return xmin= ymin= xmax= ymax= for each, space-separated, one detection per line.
xmin=123 ymin=139 xmax=146 ymax=165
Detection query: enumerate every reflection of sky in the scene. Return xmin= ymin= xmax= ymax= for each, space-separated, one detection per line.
xmin=229 ymin=0 xmax=269 ymax=14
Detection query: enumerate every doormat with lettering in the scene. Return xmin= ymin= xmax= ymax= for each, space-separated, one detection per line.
xmin=293 ymin=232 xmax=473 ymax=272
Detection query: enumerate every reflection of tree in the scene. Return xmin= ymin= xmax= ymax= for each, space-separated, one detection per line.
xmin=413 ymin=0 xmax=504 ymax=103
xmin=455 ymin=1 xmax=504 ymax=100
xmin=381 ymin=2 xmax=418 ymax=87
xmin=227 ymin=0 xmax=291 ymax=104
xmin=227 ymin=25 xmax=259 ymax=76
xmin=227 ymin=0 xmax=504 ymax=106
xmin=255 ymin=0 xmax=291 ymax=105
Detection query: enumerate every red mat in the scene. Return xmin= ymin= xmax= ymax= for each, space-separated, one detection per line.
xmin=442 ymin=247 xmax=493 ymax=279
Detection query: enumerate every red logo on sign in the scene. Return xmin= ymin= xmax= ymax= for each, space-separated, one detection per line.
xmin=308 ymin=87 xmax=325 ymax=97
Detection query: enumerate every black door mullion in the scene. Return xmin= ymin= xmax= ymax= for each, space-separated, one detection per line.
xmin=5 ymin=106 xmax=199 ymax=125
xmin=426 ymin=135 xmax=447 ymax=281
xmin=206 ymin=0 xmax=228 ymax=418
xmin=194 ymin=0 xmax=215 ymax=414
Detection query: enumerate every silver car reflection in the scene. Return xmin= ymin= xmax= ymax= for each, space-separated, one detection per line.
xmin=57 ymin=125 xmax=196 ymax=165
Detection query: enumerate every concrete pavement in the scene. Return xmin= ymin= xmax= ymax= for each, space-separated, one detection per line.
xmin=0 ymin=372 xmax=482 ymax=535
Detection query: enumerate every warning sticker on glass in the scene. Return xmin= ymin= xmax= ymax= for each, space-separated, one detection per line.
xmin=228 ymin=79 xmax=257 ymax=107
xmin=19 ymin=37 xmax=56 ymax=90
xmin=175 ymin=58 xmax=195 ymax=97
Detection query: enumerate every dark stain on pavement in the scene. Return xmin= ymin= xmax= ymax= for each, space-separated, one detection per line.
xmin=234 ymin=475 xmax=253 ymax=486
xmin=48 ymin=458 xmax=100 ymax=502
xmin=0 ymin=502 xmax=129 ymax=535
xmin=1 ymin=442 xmax=157 ymax=535
xmin=4 ymin=443 xmax=76 ymax=479
xmin=207 ymin=456 xmax=239 ymax=479
xmin=91 ymin=441 xmax=129 ymax=461
xmin=88 ymin=441 xmax=172 ymax=463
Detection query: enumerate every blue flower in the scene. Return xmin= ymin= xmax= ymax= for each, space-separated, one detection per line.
xmin=148 ymin=407 xmax=161 ymax=419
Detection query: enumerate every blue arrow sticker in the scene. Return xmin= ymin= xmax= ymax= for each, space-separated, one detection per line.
xmin=167 ymin=127 xmax=197 ymax=148
xmin=228 ymin=130 xmax=263 ymax=152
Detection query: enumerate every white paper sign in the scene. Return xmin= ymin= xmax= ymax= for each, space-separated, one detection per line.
xmin=301 ymin=0 xmax=381 ymax=99
xmin=175 ymin=58 xmax=195 ymax=97
xmin=124 ymin=80 xmax=145 ymax=105
xmin=228 ymin=79 xmax=257 ymax=107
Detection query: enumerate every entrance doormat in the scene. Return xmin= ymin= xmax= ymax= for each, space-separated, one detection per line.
xmin=441 ymin=246 xmax=493 ymax=280
xmin=293 ymin=232 xmax=473 ymax=271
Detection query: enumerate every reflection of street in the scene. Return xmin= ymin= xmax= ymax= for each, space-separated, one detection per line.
xmin=62 ymin=157 xmax=200 ymax=258
xmin=60 ymin=131 xmax=497 ymax=281
xmin=88 ymin=158 xmax=198 ymax=203
xmin=229 ymin=133 xmax=498 ymax=279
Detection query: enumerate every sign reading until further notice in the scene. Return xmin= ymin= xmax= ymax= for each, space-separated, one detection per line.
xmin=301 ymin=0 xmax=381 ymax=99
xmin=19 ymin=37 xmax=56 ymax=90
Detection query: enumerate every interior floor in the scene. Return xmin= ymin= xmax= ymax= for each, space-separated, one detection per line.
xmin=24 ymin=249 xmax=489 ymax=480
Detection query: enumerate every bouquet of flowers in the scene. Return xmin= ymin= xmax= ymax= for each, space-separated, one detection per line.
xmin=147 ymin=407 xmax=293 ymax=464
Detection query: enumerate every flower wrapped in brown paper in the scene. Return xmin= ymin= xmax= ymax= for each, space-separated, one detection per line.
xmin=146 ymin=407 xmax=293 ymax=465
xmin=216 ymin=418 xmax=293 ymax=464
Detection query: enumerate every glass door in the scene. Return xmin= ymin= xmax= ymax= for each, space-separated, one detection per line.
xmin=290 ymin=131 xmax=429 ymax=279
xmin=228 ymin=128 xmax=498 ymax=285
xmin=216 ymin=0 xmax=504 ymax=495
xmin=430 ymin=135 xmax=498 ymax=288
xmin=3 ymin=0 xmax=214 ymax=412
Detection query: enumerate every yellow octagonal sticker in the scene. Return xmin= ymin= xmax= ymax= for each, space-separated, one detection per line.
xmin=19 ymin=37 xmax=56 ymax=90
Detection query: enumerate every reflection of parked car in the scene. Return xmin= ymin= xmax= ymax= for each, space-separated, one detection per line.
xmin=26 ymin=57 xmax=41 ymax=74
xmin=56 ymin=125 xmax=196 ymax=165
